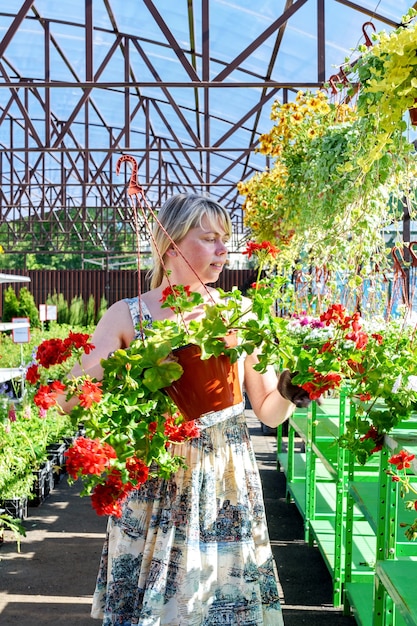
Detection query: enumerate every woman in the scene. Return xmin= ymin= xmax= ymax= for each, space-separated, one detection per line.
xmin=65 ymin=193 xmax=309 ymax=626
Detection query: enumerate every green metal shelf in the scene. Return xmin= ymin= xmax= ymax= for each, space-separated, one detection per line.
xmin=349 ymin=480 xmax=417 ymax=547
xmin=309 ymin=518 xmax=376 ymax=579
xmin=344 ymin=582 xmax=374 ymax=626
xmin=278 ymin=395 xmax=417 ymax=621
xmin=375 ymin=560 xmax=417 ymax=626
xmin=289 ymin=414 xmax=340 ymax=442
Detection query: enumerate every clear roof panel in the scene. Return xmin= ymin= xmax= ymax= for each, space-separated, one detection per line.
xmin=0 ymin=0 xmax=415 ymax=233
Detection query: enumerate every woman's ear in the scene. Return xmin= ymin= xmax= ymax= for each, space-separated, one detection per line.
xmin=166 ymin=247 xmax=177 ymax=257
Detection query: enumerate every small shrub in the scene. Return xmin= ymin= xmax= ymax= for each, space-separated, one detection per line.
xmin=85 ymin=295 xmax=96 ymax=326
xmin=18 ymin=287 xmax=40 ymax=328
xmin=69 ymin=296 xmax=85 ymax=326
xmin=47 ymin=293 xmax=69 ymax=324
xmin=97 ymin=295 xmax=108 ymax=321
xmin=3 ymin=286 xmax=20 ymax=322
xmin=2 ymin=286 xmax=40 ymax=327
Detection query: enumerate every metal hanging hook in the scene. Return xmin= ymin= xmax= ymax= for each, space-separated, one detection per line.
xmin=116 ymin=154 xmax=143 ymax=197
xmin=362 ymin=21 xmax=376 ymax=47
xmin=328 ymin=75 xmax=340 ymax=95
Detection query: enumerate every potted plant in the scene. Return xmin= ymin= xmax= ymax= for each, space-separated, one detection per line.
xmin=25 ymin=243 xmax=288 ymax=517
xmin=347 ymin=8 xmax=417 ymax=169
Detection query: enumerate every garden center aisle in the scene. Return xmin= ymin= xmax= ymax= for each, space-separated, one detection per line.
xmin=0 ymin=410 xmax=356 ymax=626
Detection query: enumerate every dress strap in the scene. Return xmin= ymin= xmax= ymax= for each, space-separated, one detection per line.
xmin=124 ymin=297 xmax=153 ymax=338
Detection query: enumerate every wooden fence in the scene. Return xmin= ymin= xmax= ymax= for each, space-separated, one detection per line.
xmin=0 ymin=269 xmax=258 ymax=319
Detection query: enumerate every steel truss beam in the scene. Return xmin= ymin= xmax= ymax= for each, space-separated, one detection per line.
xmin=0 ymin=1 xmax=398 ymax=261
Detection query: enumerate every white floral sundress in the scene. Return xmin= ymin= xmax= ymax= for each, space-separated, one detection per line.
xmin=91 ymin=297 xmax=285 ymax=626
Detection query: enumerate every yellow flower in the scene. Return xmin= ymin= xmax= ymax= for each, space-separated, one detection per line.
xmin=291 ymin=112 xmax=303 ymax=124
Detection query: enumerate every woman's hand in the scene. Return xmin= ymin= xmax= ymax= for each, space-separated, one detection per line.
xmin=277 ymin=370 xmax=314 ymax=408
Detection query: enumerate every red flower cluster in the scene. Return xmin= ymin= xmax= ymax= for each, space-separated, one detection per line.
xmin=78 ymin=379 xmax=103 ymax=409
xmin=27 ymin=332 xmax=94 ymax=382
xmin=320 ymin=305 xmax=369 ymax=351
xmin=36 ymin=332 xmax=94 ymax=368
xmin=66 ymin=437 xmax=117 ymax=478
xmin=84 ymin=418 xmax=199 ymax=516
xmin=360 ymin=425 xmax=384 ymax=454
xmin=90 ymin=456 xmax=150 ymax=517
xmin=389 ymin=449 xmax=415 ymax=471
xmin=243 ymin=240 xmax=280 ymax=259
xmin=90 ymin=471 xmax=128 ymax=517
xmin=160 ymin=284 xmax=192 ymax=303
xmin=164 ymin=415 xmax=200 ymax=442
xmin=300 ymin=369 xmax=342 ymax=400
xmin=66 ymin=437 xmax=151 ymax=517
xmin=34 ymin=381 xmax=67 ymax=409
xmin=26 ymin=332 xmax=99 ymax=411
xmin=294 ymin=303 xmax=383 ymax=403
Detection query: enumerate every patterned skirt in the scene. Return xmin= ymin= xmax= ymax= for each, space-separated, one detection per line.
xmin=91 ymin=403 xmax=285 ymax=626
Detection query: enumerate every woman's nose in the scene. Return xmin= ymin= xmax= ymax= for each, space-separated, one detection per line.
xmin=216 ymin=241 xmax=228 ymax=255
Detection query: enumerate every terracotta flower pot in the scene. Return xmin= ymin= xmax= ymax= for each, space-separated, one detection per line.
xmin=165 ymin=335 xmax=242 ymax=421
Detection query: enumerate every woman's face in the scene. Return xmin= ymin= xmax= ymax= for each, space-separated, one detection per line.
xmin=168 ymin=215 xmax=229 ymax=288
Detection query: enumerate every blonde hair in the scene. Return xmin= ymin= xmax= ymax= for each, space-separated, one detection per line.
xmin=149 ymin=193 xmax=232 ymax=289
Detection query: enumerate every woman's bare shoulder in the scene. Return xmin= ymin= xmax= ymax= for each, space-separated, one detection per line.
xmin=94 ymin=299 xmax=135 ymax=347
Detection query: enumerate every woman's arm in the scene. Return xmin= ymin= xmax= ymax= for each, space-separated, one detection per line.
xmin=243 ymin=351 xmax=295 ymax=428
xmin=59 ymin=300 xmax=135 ymax=412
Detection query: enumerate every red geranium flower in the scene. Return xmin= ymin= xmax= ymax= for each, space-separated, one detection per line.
xmin=371 ymin=333 xmax=384 ymax=344
xmin=125 ymin=455 xmax=150 ymax=486
xmin=65 ymin=437 xmax=117 ymax=479
xmin=243 ymin=240 xmax=280 ymax=259
xmin=319 ymin=304 xmax=347 ymax=326
xmin=347 ymin=359 xmax=365 ymax=375
xmin=78 ymin=379 xmax=103 ymax=408
xmin=360 ymin=425 xmax=384 ymax=453
xmin=36 ymin=338 xmax=70 ymax=368
xmin=319 ymin=341 xmax=335 ymax=353
xmin=345 ymin=330 xmax=369 ymax=350
xmin=33 ymin=380 xmax=66 ymax=409
xmin=64 ymin=331 xmax=95 ymax=354
xmin=388 ymin=450 xmax=415 ymax=471
xmin=164 ymin=415 xmax=200 ymax=442
xmin=160 ymin=284 xmax=192 ymax=303
xmin=300 ymin=369 xmax=342 ymax=400
xmin=26 ymin=363 xmax=40 ymax=384
xmin=90 ymin=470 xmax=131 ymax=517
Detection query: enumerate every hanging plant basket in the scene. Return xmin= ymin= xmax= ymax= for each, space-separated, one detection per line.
xmin=165 ymin=335 xmax=242 ymax=421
